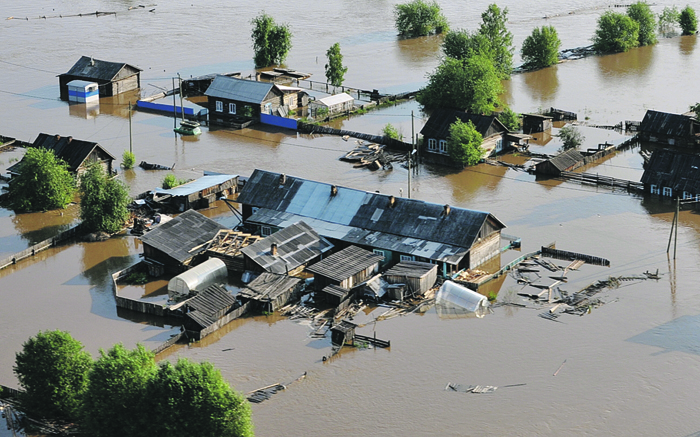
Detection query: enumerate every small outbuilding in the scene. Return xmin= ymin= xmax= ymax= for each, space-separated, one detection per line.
xmin=152 ymin=174 xmax=238 ymax=212
xmin=534 ymin=149 xmax=585 ymax=176
xmin=306 ymin=245 xmax=383 ymax=292
xmin=383 ymin=261 xmax=438 ymax=297
xmin=59 ymin=56 xmax=141 ymax=101
xmin=522 ymin=114 xmax=553 ymax=134
xmin=66 ymin=80 xmax=99 ymax=104
xmin=330 ymin=320 xmax=357 ymax=346
xmin=320 ymin=284 xmax=352 ymax=307
xmin=638 ymin=110 xmax=700 ymax=147
xmin=237 ymin=272 xmax=304 ymax=313
xmin=309 ymin=93 xmax=354 ymax=117
xmin=167 ymin=258 xmax=228 ymax=300
xmin=181 ymin=284 xmax=245 ymax=340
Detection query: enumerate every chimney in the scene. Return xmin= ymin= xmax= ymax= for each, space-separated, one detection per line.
xmin=330 ymin=185 xmax=338 ymax=197
xmin=270 ymin=243 xmax=278 ymax=256
xmin=90 ymin=57 xmax=95 ymax=66
xmin=279 ymin=173 xmax=286 ymax=185
xmin=443 ymin=204 xmax=451 ymax=217
xmin=55 ymin=134 xmax=61 ymax=141
xmin=67 ymin=136 xmax=73 ymax=143
xmin=389 ymin=195 xmax=396 ymax=208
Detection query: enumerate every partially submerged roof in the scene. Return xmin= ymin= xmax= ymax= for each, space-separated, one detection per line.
xmin=238 ymin=272 xmax=302 ymax=302
xmin=184 ymin=284 xmax=237 ymax=329
xmin=543 ymin=149 xmax=584 ymax=171
xmin=306 ymin=246 xmax=382 ymax=282
xmin=523 ymin=113 xmax=553 ymax=120
xmin=331 ymin=319 xmax=357 ymax=334
xmin=60 ymin=56 xmax=141 ymax=81
xmin=641 ymin=149 xmax=700 ymax=193
xmin=153 ymin=174 xmax=237 ymax=197
xmin=640 ymin=110 xmax=696 ymax=137
xmin=384 ymin=261 xmax=438 ymax=279
xmin=420 ymin=108 xmax=508 ymax=140
xmin=140 ymin=210 xmax=227 ymax=263
xmin=240 ymin=221 xmax=333 ymax=274
xmin=8 ymin=133 xmax=115 ymax=174
xmin=314 ymin=93 xmax=354 ymax=107
xmin=204 ymin=76 xmax=274 ymax=104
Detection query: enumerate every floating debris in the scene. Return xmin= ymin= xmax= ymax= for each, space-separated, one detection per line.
xmin=246 ymin=372 xmax=307 ymax=404
xmin=340 ymin=142 xmax=404 ymax=171
xmin=445 ymin=383 xmax=498 ymax=394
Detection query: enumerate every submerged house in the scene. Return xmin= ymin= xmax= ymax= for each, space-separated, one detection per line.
xmin=641 ymin=149 xmax=700 ymax=198
xmin=237 ymin=170 xmax=507 ymax=276
xmin=420 ymin=108 xmax=509 ymax=166
xmin=151 ymin=174 xmax=238 ymax=212
xmin=534 ymin=149 xmax=585 ymax=176
xmin=58 ymin=56 xmax=141 ymax=100
xmin=638 ymin=110 xmax=700 ymax=147
xmin=237 ymin=272 xmax=303 ymax=312
xmin=383 ymin=261 xmax=438 ymax=297
xmin=522 ymin=114 xmax=553 ymax=134
xmin=204 ymin=75 xmax=284 ymax=126
xmin=7 ymin=133 xmax=115 ymax=177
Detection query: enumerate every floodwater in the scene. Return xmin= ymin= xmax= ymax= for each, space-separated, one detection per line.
xmin=3 ymin=0 xmax=700 ymax=436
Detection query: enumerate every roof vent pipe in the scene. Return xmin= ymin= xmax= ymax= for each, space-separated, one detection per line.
xmin=271 ymin=243 xmax=278 ymax=256
xmin=90 ymin=57 xmax=95 ymax=66
xmin=389 ymin=195 xmax=396 ymax=208
xmin=67 ymin=136 xmax=73 ymax=144
xmin=279 ymin=173 xmax=286 ymax=185
xmin=55 ymin=134 xmax=61 ymax=140
xmin=443 ymin=204 xmax=451 ymax=217
xmin=331 ymin=185 xmax=338 ymax=197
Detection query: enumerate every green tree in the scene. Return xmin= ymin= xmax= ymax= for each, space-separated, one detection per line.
xmin=122 ymin=150 xmax=135 ymax=169
xmin=417 ymin=55 xmax=502 ymax=114
xmin=251 ymin=12 xmax=292 ymax=67
xmin=79 ymin=163 xmax=131 ymax=234
xmin=13 ymin=330 xmax=92 ymax=422
xmin=627 ymin=2 xmax=658 ymax=46
xmin=148 ymin=359 xmax=254 ymax=437
xmin=394 ymin=0 xmax=449 ymax=37
xmin=690 ymin=102 xmax=700 ymax=119
xmin=325 ymin=42 xmax=348 ymax=87
xmin=442 ymin=29 xmax=490 ymax=60
xmin=81 ymin=344 xmax=158 ymax=437
xmin=478 ymin=4 xmax=514 ymax=79
xmin=7 ymin=147 xmax=75 ymax=212
xmin=593 ymin=11 xmax=640 ymax=53
xmin=498 ymin=106 xmax=520 ymax=131
xmin=521 ymin=25 xmax=561 ymax=69
xmin=658 ymin=6 xmax=680 ymax=34
xmin=447 ymin=119 xmax=484 ymax=166
xmin=557 ymin=125 xmax=585 ymax=150
xmin=679 ymin=6 xmax=698 ymax=35
xmin=382 ymin=123 xmax=403 ymax=140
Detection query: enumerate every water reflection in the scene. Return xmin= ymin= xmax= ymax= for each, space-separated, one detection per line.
xmin=595 ymin=45 xmax=654 ymax=79
xmin=679 ymin=34 xmax=697 ymax=56
xmin=522 ymin=65 xmax=560 ymax=103
xmin=441 ymin=162 xmax=508 ymax=204
xmin=68 ymin=102 xmax=100 ymax=119
xmin=395 ymin=35 xmax=443 ymax=64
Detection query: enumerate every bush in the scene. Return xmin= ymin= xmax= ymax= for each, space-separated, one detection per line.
xmin=557 ymin=125 xmax=585 ymax=150
xmin=448 ymin=119 xmax=484 ymax=166
xmin=382 ymin=123 xmax=403 ymax=140
xmin=325 ymin=42 xmax=348 ymax=87
xmin=251 ymin=13 xmax=292 ymax=67
xmin=124 ymin=272 xmax=148 ymax=285
xmin=162 ymin=174 xmax=188 ymax=189
xmin=679 ymin=6 xmax=698 ymax=35
xmin=627 ymin=2 xmax=658 ymax=46
xmin=80 ymin=163 xmax=131 ymax=234
xmin=7 ymin=147 xmax=75 ymax=212
xmin=658 ymin=6 xmax=680 ymax=34
xmin=498 ymin=107 xmax=520 ymax=131
xmin=521 ymin=25 xmax=561 ymax=69
xmin=593 ymin=11 xmax=640 ymax=53
xmin=394 ymin=0 xmax=449 ymax=37
xmin=122 ymin=150 xmax=135 ymax=170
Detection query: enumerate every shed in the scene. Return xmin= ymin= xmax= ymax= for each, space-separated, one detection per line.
xmin=152 ymin=174 xmax=238 ymax=212
xmin=67 ymin=80 xmax=99 ymax=104
xmin=167 ymin=258 xmax=228 ymax=299
xmin=320 ymin=284 xmax=351 ymax=307
xmin=204 ymin=75 xmax=284 ymax=126
xmin=139 ymin=209 xmax=227 ymax=272
xmin=59 ymin=56 xmax=141 ymax=100
xmin=309 ymin=93 xmax=354 ymax=116
xmin=241 ymin=221 xmax=333 ymax=276
xmin=638 ymin=110 xmax=700 ymax=147
xmin=275 ymin=85 xmax=309 ymax=110
xmin=237 ymin=272 xmax=303 ymax=312
xmin=383 ymin=261 xmax=438 ymax=297
xmin=522 ymin=114 xmax=553 ymax=134
xmin=330 ymin=320 xmax=357 ymax=346
xmin=205 ymin=230 xmax=264 ymax=272
xmin=534 ymin=149 xmax=585 ymax=176
xmin=306 ymin=245 xmax=383 ymax=291
xmin=640 ymin=149 xmax=700 ymax=197
xmin=181 ymin=284 xmax=243 ymax=339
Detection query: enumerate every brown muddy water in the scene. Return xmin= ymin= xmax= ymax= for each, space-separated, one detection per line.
xmin=3 ymin=1 xmax=700 ymax=436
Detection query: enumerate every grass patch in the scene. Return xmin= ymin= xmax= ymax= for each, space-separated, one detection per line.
xmin=124 ymin=272 xmax=149 ymax=285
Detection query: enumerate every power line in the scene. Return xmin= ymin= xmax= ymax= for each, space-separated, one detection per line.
xmin=0 ymin=59 xmax=61 ymax=74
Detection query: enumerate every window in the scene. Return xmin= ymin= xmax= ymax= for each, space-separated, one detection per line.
xmin=261 ymin=226 xmax=272 ymax=236
xmin=400 ymin=255 xmax=415 ymax=262
xmin=495 ymin=138 xmax=503 ymax=152
xmin=439 ymin=140 xmax=448 ymax=154
xmin=684 ymin=191 xmax=693 ymax=199
xmin=215 ymin=101 xmax=223 ymax=112
xmin=663 ymin=187 xmax=672 ymax=197
xmin=428 ymin=139 xmax=437 ymax=151
xmin=650 ymin=185 xmax=660 ymax=195
xmin=373 ymin=249 xmax=386 ymax=260
xmin=696 ymin=194 xmax=700 ymax=202
xmin=228 ymin=103 xmax=236 ymax=114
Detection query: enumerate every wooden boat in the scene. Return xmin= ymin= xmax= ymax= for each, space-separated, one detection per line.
xmin=139 ymin=161 xmax=172 ymax=170
xmin=174 ymin=120 xmax=201 ymax=136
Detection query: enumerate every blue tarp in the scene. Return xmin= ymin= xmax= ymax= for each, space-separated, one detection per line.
xmin=260 ymin=113 xmax=297 ymax=130
xmin=137 ymin=100 xmax=195 ymax=116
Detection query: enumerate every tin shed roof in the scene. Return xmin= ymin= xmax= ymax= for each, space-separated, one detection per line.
xmin=640 ymin=110 xmax=695 ymax=137
xmin=545 ymin=149 xmax=584 ymax=171
xmin=60 ymin=56 xmax=141 ymax=81
xmin=641 ymin=149 xmax=700 ymax=194
xmin=238 ymin=272 xmax=302 ymax=302
xmin=306 ymin=246 xmax=382 ymax=282
xmin=204 ymin=75 xmax=274 ymax=104
xmin=153 ymin=174 xmax=237 ymax=197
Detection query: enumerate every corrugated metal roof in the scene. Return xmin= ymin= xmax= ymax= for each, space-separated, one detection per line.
xmin=153 ymin=174 xmax=237 ymax=197
xmin=322 ymin=284 xmax=350 ymax=299
xmin=384 ymin=261 xmax=438 ymax=279
xmin=238 ymin=273 xmax=301 ymax=301
xmin=60 ymin=56 xmax=141 ymax=82
xmin=641 ymin=149 xmax=700 ymax=194
xmin=640 ymin=110 xmax=694 ymax=137
xmin=140 ymin=210 xmax=227 ymax=263
xmin=306 ymin=246 xmax=382 ymax=282
xmin=315 ymin=93 xmax=354 ymax=107
xmin=9 ymin=133 xmax=115 ymax=174
xmin=420 ymin=108 xmax=507 ymax=139
xmin=240 ymin=221 xmax=333 ymax=274
xmin=184 ymin=284 xmax=237 ymax=329
xmin=547 ymin=149 xmax=584 ymax=171
xmin=204 ymin=75 xmax=274 ymax=104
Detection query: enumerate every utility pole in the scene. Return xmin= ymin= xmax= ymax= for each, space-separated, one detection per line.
xmin=674 ymin=197 xmax=679 ymax=259
xmin=177 ymin=72 xmax=184 ymax=122
xmin=128 ymin=101 xmax=133 ymax=154
xmin=408 ymin=110 xmax=415 ymax=199
xmin=172 ymin=77 xmax=177 ymax=127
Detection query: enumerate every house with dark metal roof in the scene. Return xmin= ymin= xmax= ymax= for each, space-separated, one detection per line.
xmin=204 ymin=75 xmax=284 ymax=126
xmin=534 ymin=149 xmax=585 ymax=176
xmin=641 ymin=149 xmax=700 ymax=198
xmin=237 ymin=169 xmax=506 ymax=276
xmin=638 ymin=110 xmax=700 ymax=147
xmin=522 ymin=113 xmax=553 ymax=134
xmin=240 ymin=221 xmax=333 ymax=276
xmin=58 ymin=56 xmax=141 ymax=100
xmin=420 ymin=108 xmax=509 ymax=166
xmin=306 ymin=245 xmax=383 ymax=291
xmin=7 ymin=133 xmax=115 ymax=177
xmin=139 ymin=209 xmax=227 ymax=273
xmin=237 ymin=272 xmax=303 ymax=312
xmin=151 ymin=173 xmax=238 ymax=212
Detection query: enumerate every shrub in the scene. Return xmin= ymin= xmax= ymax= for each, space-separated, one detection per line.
xmin=658 ymin=6 xmax=680 ymax=34
xmin=122 ymin=150 xmax=135 ymax=170
xmin=251 ymin=13 xmax=292 ymax=67
xmin=557 ymin=125 xmax=585 ymax=150
xmin=394 ymin=0 xmax=449 ymax=37
xmin=162 ymin=174 xmax=188 ymax=189
xmin=80 ymin=163 xmax=131 ymax=234
xmin=679 ymin=6 xmax=698 ymax=35
xmin=521 ymin=25 xmax=561 ymax=69
xmin=627 ymin=2 xmax=658 ymax=46
xmin=382 ymin=123 xmax=403 ymax=140
xmin=497 ymin=107 xmax=521 ymax=131
xmin=448 ymin=119 xmax=484 ymax=166
xmin=593 ymin=11 xmax=640 ymax=53
xmin=7 ymin=147 xmax=75 ymax=212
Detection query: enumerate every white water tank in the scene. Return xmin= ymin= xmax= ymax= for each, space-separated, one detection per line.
xmin=168 ymin=258 xmax=227 ymax=299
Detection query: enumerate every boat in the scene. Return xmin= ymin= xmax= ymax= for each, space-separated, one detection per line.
xmin=174 ymin=120 xmax=201 ymax=136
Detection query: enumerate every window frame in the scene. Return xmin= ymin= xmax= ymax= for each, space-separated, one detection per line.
xmin=215 ymin=100 xmax=223 ymax=112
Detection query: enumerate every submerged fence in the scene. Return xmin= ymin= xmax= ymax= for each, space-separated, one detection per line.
xmin=0 ymin=223 xmax=83 ymax=271
xmin=298 ymin=123 xmax=412 ymax=151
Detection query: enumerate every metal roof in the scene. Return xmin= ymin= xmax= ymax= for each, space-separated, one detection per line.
xmin=384 ymin=261 xmax=438 ymax=279
xmin=315 ymin=93 xmax=354 ymax=107
xmin=8 ymin=133 xmax=115 ymax=174
xmin=641 ymin=149 xmax=700 ymax=194
xmin=238 ymin=272 xmax=302 ymax=302
xmin=306 ymin=246 xmax=382 ymax=282
xmin=547 ymin=149 xmax=584 ymax=171
xmin=640 ymin=110 xmax=695 ymax=137
xmin=184 ymin=284 xmax=237 ymax=329
xmin=66 ymin=80 xmax=98 ymax=88
xmin=240 ymin=221 xmax=333 ymax=274
xmin=321 ymin=284 xmax=350 ymax=299
xmin=153 ymin=174 xmax=237 ymax=197
xmin=140 ymin=210 xmax=227 ymax=263
xmin=60 ymin=56 xmax=141 ymax=82
xmin=420 ymin=108 xmax=507 ymax=139
xmin=204 ymin=75 xmax=274 ymax=104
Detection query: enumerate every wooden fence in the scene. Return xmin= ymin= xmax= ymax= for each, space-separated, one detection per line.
xmin=0 ymin=223 xmax=83 ymax=271
xmin=541 ymin=246 xmax=610 ymax=266
xmin=559 ymin=171 xmax=644 ymax=193
xmin=111 ymin=261 xmax=169 ymax=317
xmin=0 ymin=384 xmax=22 ymax=400
xmin=152 ymin=332 xmax=185 ymax=355
xmin=298 ymin=123 xmax=412 ymax=151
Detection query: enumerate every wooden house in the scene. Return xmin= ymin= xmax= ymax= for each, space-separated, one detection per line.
xmin=309 ymin=93 xmax=354 ymax=117
xmin=330 ymin=320 xmax=357 ymax=346
xmin=204 ymin=75 xmax=284 ymax=126
xmin=237 ymin=169 xmax=506 ymax=276
xmin=306 ymin=245 xmax=383 ymax=292
xmin=383 ymin=261 xmax=438 ymax=297
xmin=276 ymin=85 xmax=309 ymax=112
xmin=152 ymin=174 xmax=238 ymax=212
xmin=534 ymin=149 xmax=585 ymax=176
xmin=237 ymin=272 xmax=303 ymax=313
xmin=638 ymin=110 xmax=700 ymax=147
xmin=522 ymin=114 xmax=553 ymax=134
xmin=641 ymin=149 xmax=700 ymax=198
xmin=59 ymin=56 xmax=141 ymax=100
xmin=241 ymin=221 xmax=333 ymax=276
xmin=7 ymin=133 xmax=115 ymax=178
xmin=139 ymin=209 xmax=227 ymax=274
xmin=204 ymin=230 xmax=263 ymax=272
xmin=420 ymin=108 xmax=509 ymax=166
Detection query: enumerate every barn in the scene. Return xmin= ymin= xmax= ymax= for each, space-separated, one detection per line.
xmin=59 ymin=56 xmax=141 ymax=101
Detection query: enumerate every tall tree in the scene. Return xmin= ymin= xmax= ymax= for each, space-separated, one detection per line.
xmin=478 ymin=4 xmax=514 ymax=79
xmin=593 ymin=11 xmax=640 ymax=53
xmin=417 ymin=55 xmax=502 ymax=114
xmin=6 ymin=147 xmax=75 ymax=212
xmin=521 ymin=25 xmax=561 ymax=69
xmin=79 ymin=162 xmax=131 ymax=234
xmin=13 ymin=330 xmax=92 ymax=422
xmin=325 ymin=42 xmax=348 ymax=87
xmin=251 ymin=13 xmax=292 ymax=67
xmin=442 ymin=29 xmax=490 ymax=61
xmin=679 ymin=6 xmax=698 ymax=35
xmin=627 ymin=2 xmax=658 ymax=46
xmin=447 ymin=119 xmax=484 ymax=166
xmin=394 ymin=0 xmax=449 ymax=37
